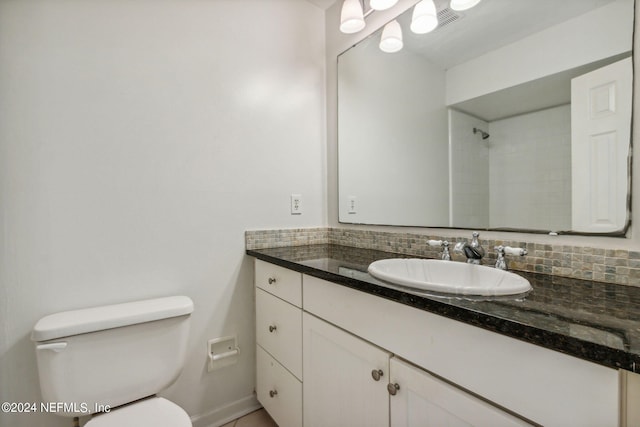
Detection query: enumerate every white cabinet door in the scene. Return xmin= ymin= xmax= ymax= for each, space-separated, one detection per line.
xmin=303 ymin=312 xmax=390 ymax=427
xmin=390 ymin=357 xmax=532 ymax=427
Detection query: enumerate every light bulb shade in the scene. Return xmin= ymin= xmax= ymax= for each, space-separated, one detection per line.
xmin=450 ymin=0 xmax=481 ymax=11
xmin=379 ymin=20 xmax=403 ymax=53
xmin=370 ymin=0 xmax=399 ymax=11
xmin=340 ymin=0 xmax=366 ymax=34
xmin=411 ymin=0 xmax=438 ymax=34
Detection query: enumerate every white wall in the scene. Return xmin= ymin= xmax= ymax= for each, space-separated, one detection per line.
xmin=488 ymin=105 xmax=572 ymax=231
xmin=338 ymin=37 xmax=449 ymax=226
xmin=0 ymin=1 xmax=326 ymax=426
xmin=326 ymin=0 xmax=420 ymax=227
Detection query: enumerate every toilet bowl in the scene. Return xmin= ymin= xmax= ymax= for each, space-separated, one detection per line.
xmin=31 ymin=296 xmax=194 ymax=426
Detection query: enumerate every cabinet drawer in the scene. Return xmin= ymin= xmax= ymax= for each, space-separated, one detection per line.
xmin=256 ymin=345 xmax=302 ymax=427
xmin=256 ymin=288 xmax=302 ymax=379
xmin=255 ymin=259 xmax=302 ymax=307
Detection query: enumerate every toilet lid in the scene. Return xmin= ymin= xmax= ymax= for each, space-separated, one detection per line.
xmin=85 ymin=397 xmax=191 ymax=427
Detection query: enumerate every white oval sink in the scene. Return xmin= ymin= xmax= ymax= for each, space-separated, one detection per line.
xmin=367 ymin=259 xmax=532 ymax=296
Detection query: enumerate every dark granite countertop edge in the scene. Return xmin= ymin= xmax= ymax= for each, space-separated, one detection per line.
xmin=247 ymin=248 xmax=640 ymax=373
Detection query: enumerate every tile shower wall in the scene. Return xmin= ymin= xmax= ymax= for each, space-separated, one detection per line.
xmin=448 ymin=105 xmax=570 ymax=231
xmin=449 ymin=109 xmax=490 ymax=228
xmin=489 ymin=105 xmax=572 ymax=231
xmin=246 ymin=228 xmax=640 ymax=286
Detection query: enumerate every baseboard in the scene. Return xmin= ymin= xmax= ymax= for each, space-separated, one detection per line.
xmin=190 ymin=394 xmax=262 ymax=427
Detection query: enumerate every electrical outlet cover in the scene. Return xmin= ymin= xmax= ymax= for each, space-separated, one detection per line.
xmin=291 ymin=194 xmax=302 ymax=215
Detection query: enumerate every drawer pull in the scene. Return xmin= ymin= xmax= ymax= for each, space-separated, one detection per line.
xmin=268 ymin=277 xmax=277 ymax=284
xmin=269 ymin=325 xmax=277 ymax=333
xmin=387 ymin=383 xmax=400 ymax=396
xmin=371 ymin=369 xmax=384 ymax=381
xmin=269 ymin=389 xmax=278 ymax=398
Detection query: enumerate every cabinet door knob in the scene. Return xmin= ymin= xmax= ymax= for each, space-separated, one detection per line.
xmin=387 ymin=383 xmax=400 ymax=396
xmin=269 ymin=325 xmax=277 ymax=333
xmin=268 ymin=277 xmax=277 ymax=284
xmin=371 ymin=369 xmax=384 ymax=381
xmin=269 ymin=389 xmax=278 ymax=398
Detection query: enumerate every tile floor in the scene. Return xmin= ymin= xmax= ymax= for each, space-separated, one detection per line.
xmin=221 ymin=408 xmax=278 ymax=427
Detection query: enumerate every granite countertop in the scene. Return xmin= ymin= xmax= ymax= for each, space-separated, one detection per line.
xmin=247 ymin=244 xmax=640 ymax=373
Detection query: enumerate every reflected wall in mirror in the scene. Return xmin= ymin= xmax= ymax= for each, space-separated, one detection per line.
xmin=338 ymin=0 xmax=634 ymax=234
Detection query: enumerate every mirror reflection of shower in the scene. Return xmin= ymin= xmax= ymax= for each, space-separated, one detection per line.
xmin=473 ymin=127 xmax=490 ymax=140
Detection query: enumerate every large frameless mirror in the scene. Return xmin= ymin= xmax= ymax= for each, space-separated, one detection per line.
xmin=338 ymin=0 xmax=634 ymax=234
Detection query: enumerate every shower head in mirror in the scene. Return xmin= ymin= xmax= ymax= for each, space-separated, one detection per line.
xmin=473 ymin=127 xmax=489 ymax=140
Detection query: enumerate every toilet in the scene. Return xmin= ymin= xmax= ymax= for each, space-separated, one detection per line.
xmin=31 ymin=296 xmax=194 ymax=426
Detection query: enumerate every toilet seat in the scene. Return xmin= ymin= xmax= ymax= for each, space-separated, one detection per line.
xmin=85 ymin=397 xmax=191 ymax=427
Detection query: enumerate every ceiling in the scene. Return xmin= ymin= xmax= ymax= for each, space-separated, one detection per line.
xmin=307 ymin=0 xmax=338 ymax=10
xmin=399 ymin=0 xmax=618 ymax=69
xmin=319 ymin=0 xmax=620 ymax=67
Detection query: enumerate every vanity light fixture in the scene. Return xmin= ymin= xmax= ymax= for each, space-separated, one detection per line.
xmin=449 ymin=0 xmax=482 ymax=11
xmin=340 ymin=0 xmax=366 ymax=33
xmin=379 ymin=19 xmax=403 ymax=53
xmin=370 ymin=0 xmax=399 ymax=11
xmin=410 ymin=0 xmax=438 ymax=34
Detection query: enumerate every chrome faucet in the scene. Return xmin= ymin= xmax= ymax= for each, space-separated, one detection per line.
xmin=494 ymin=245 xmax=528 ymax=270
xmin=428 ymin=240 xmax=451 ymax=260
xmin=454 ymin=232 xmax=485 ymax=264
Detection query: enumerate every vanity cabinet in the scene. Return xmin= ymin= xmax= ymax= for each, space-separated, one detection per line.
xmin=254 ymin=260 xmax=302 ymax=427
xmin=302 ymin=274 xmax=619 ymax=427
xmin=254 ymin=258 xmax=621 ymax=426
xmin=303 ymin=311 xmax=528 ymax=427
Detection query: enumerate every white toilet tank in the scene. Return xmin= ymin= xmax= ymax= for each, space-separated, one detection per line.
xmin=31 ymin=296 xmax=193 ymax=417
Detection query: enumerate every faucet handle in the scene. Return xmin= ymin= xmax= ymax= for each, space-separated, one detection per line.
xmin=494 ymin=245 xmax=527 ymax=270
xmin=494 ymin=246 xmax=507 ymax=270
xmin=441 ymin=241 xmax=450 ymax=261
xmin=428 ymin=240 xmax=450 ymax=260
xmin=504 ymin=246 xmax=527 ymax=256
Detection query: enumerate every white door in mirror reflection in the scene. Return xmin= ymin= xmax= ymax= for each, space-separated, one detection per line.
xmin=571 ymin=56 xmax=632 ymax=233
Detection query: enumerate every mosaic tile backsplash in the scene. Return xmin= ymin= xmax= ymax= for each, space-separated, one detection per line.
xmin=245 ymin=228 xmax=640 ymax=287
